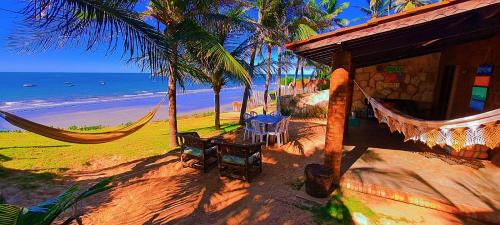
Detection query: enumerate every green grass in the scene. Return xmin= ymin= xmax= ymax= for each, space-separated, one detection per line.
xmin=0 ymin=112 xmax=240 ymax=186
xmin=311 ymin=191 xmax=379 ymax=225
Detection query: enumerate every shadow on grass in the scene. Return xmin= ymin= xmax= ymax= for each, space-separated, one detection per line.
xmin=311 ymin=190 xmax=378 ymax=225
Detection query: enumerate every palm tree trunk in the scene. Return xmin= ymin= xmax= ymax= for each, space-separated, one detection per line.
xmin=168 ymin=41 xmax=179 ymax=149
xmin=264 ymin=43 xmax=272 ymax=115
xmin=239 ymin=41 xmax=258 ymax=125
xmin=301 ymin=60 xmax=305 ymax=93
xmin=276 ymin=46 xmax=282 ymax=113
xmin=214 ymin=85 xmax=221 ymax=130
xmin=293 ymin=57 xmax=300 ymax=95
xmin=168 ymin=66 xmax=178 ymax=149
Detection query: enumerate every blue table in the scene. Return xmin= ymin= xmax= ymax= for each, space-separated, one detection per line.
xmin=249 ymin=114 xmax=284 ymax=125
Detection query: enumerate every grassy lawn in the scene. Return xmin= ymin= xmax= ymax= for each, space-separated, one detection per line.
xmin=0 ymin=112 xmax=241 ymax=182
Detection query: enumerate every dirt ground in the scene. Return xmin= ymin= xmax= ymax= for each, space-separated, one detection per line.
xmin=3 ymin=118 xmax=328 ymax=225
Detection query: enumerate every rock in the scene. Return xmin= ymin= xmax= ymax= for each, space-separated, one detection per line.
xmin=407 ymin=85 xmax=418 ymax=95
xmin=369 ymin=79 xmax=376 ymax=88
xmin=388 ymin=92 xmax=400 ymax=99
xmin=373 ymin=73 xmax=384 ymax=81
xmin=422 ymin=91 xmax=434 ymax=102
xmin=404 ymin=75 xmax=411 ymax=84
xmin=356 ymin=72 xmax=370 ymax=81
xmin=380 ymin=89 xmax=392 ymax=96
xmin=419 ymin=73 xmax=427 ymax=81
xmin=401 ymin=93 xmax=412 ymax=99
xmin=411 ymin=77 xmax=420 ymax=85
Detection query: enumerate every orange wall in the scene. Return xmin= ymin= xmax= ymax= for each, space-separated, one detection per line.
xmin=439 ymin=33 xmax=500 ymax=119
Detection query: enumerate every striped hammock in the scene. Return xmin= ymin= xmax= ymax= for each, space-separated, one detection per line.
xmin=354 ymin=81 xmax=500 ymax=151
xmin=0 ymin=99 xmax=164 ymax=144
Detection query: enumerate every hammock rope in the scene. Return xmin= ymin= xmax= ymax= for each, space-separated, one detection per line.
xmin=0 ymin=98 xmax=165 ymax=144
xmin=353 ymin=80 xmax=500 ymax=151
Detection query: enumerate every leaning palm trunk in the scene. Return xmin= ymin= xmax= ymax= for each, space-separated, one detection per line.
xmin=263 ymin=43 xmax=272 ymax=115
xmin=301 ymin=60 xmax=305 ymax=93
xmin=239 ymin=42 xmax=258 ymax=125
xmin=276 ymin=46 xmax=282 ymax=113
xmin=293 ymin=57 xmax=301 ymax=95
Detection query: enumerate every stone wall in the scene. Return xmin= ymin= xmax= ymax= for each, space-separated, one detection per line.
xmin=280 ymin=90 xmax=329 ymax=118
xmin=352 ymin=53 xmax=441 ymax=117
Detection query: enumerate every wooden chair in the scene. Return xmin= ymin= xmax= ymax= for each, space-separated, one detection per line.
xmin=211 ymin=139 xmax=264 ymax=182
xmin=177 ymin=132 xmax=218 ymax=172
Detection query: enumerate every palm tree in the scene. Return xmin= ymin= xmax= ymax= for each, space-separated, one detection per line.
xmin=394 ymin=0 xmax=435 ymax=12
xmin=357 ymin=0 xmax=391 ymax=19
xmin=19 ymin=0 xmax=248 ymax=149
xmin=190 ymin=2 xmax=253 ymax=129
xmin=290 ymin=0 xmax=349 ymax=90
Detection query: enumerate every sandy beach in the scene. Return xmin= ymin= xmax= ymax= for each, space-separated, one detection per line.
xmin=0 ymin=101 xmax=234 ymax=130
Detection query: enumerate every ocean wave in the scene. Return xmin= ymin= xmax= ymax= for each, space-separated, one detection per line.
xmin=0 ymin=84 xmax=265 ymax=111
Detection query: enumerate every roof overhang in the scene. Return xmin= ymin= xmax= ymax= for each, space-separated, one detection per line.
xmin=286 ymin=0 xmax=500 ymax=67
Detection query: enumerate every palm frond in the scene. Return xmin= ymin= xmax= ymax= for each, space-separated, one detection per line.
xmin=13 ymin=0 xmax=168 ymax=72
xmin=176 ymin=19 xmax=251 ymax=86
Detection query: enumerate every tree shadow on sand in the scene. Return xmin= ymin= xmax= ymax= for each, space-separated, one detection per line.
xmin=51 ymin=119 xmax=332 ymax=224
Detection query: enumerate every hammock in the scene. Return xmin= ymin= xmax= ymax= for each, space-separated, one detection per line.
xmin=0 ymin=99 xmax=164 ymax=144
xmin=354 ymin=81 xmax=500 ymax=151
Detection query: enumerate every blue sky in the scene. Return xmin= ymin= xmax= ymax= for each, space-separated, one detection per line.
xmin=0 ymin=0 xmax=367 ymax=73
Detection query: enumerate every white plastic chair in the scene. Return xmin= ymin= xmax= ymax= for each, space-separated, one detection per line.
xmin=243 ymin=113 xmax=254 ymax=140
xmin=251 ymin=120 xmax=266 ymax=144
xmin=281 ymin=116 xmax=291 ymax=144
xmin=266 ymin=119 xmax=286 ymax=146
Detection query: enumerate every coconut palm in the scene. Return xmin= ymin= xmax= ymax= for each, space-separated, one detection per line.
xmin=188 ymin=2 xmax=254 ymax=129
xmin=290 ymin=0 xmax=349 ymax=90
xmin=394 ymin=0 xmax=435 ymax=12
xmin=357 ymin=0 xmax=391 ymax=19
xmin=18 ymin=0 xmax=249 ymax=149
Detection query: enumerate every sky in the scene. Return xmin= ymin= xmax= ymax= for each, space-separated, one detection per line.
xmin=0 ymin=0 xmax=368 ymax=73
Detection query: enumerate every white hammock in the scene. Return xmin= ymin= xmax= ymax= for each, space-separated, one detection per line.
xmin=354 ymin=81 xmax=500 ymax=151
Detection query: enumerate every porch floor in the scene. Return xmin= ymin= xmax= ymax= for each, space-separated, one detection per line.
xmin=340 ymin=120 xmax=500 ymax=224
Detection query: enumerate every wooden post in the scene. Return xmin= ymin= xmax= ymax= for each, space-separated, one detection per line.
xmin=324 ymin=50 xmax=352 ymax=183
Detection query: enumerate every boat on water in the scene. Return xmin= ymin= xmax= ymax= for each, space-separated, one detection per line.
xmin=23 ymin=84 xmax=36 ymax=87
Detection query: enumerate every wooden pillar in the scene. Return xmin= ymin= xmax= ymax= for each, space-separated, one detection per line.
xmin=324 ymin=50 xmax=352 ymax=183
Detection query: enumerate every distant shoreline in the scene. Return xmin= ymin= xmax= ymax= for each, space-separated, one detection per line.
xmin=0 ymin=102 xmax=234 ymax=131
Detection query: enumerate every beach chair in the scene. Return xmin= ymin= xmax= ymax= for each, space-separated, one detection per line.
xmin=211 ymin=139 xmax=264 ymax=182
xmin=177 ymin=132 xmax=218 ymax=172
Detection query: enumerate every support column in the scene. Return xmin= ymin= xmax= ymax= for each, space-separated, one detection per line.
xmin=304 ymin=50 xmax=352 ymax=198
xmin=324 ymin=50 xmax=352 ymax=183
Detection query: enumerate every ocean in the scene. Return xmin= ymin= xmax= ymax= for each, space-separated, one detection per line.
xmin=0 ymin=72 xmax=275 ymax=130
